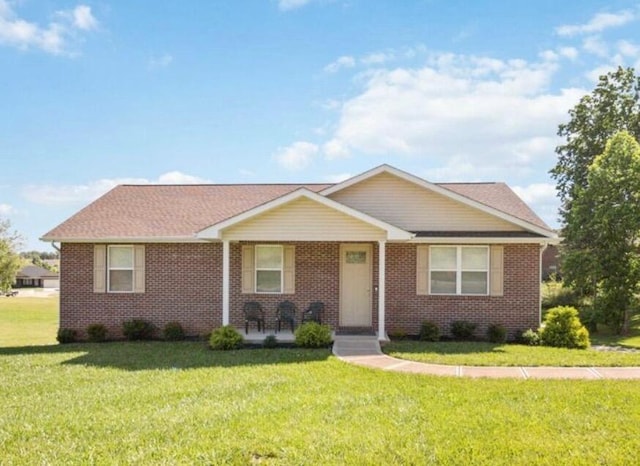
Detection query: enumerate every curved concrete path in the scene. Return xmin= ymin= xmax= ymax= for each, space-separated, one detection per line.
xmin=332 ymin=336 xmax=640 ymax=379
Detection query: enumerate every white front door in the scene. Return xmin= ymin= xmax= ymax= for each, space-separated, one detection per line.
xmin=339 ymin=244 xmax=372 ymax=327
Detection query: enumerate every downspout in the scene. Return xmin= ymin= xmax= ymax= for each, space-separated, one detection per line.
xmin=539 ymin=242 xmax=549 ymax=325
xmin=50 ymin=242 xmax=61 ymax=253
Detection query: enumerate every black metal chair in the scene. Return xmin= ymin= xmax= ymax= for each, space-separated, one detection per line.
xmin=301 ymin=301 xmax=324 ymax=325
xmin=243 ymin=301 xmax=265 ymax=334
xmin=275 ymin=300 xmax=297 ymax=333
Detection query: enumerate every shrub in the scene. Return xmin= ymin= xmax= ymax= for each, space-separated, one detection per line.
xmin=163 ymin=321 xmax=185 ymax=341
xmin=539 ymin=306 xmax=590 ymax=349
xmin=263 ymin=335 xmax=278 ymax=349
xmin=418 ymin=321 xmax=440 ymax=342
xmin=388 ymin=328 xmax=408 ymax=339
xmin=209 ymin=325 xmax=243 ymax=350
xmin=486 ymin=324 xmax=507 ymax=343
xmin=541 ymin=280 xmax=581 ymax=310
xmin=519 ymin=329 xmax=540 ymax=346
xmin=122 ymin=319 xmax=155 ymax=341
xmin=450 ymin=320 xmax=476 ymax=340
xmin=57 ymin=328 xmax=77 ymax=344
xmin=87 ymin=324 xmax=107 ymax=342
xmin=294 ymin=322 xmax=332 ymax=348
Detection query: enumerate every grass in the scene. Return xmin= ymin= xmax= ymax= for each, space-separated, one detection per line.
xmin=384 ymin=340 xmax=640 ymax=367
xmin=1 ymin=297 xmax=640 ymax=463
xmin=2 ymin=342 xmax=640 ymax=464
xmin=0 ymin=296 xmax=58 ymax=346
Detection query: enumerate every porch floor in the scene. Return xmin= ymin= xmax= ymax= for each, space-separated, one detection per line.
xmin=240 ymin=328 xmax=386 ymax=344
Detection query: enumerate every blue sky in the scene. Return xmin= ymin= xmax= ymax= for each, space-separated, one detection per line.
xmin=1 ymin=0 xmax=640 ymax=250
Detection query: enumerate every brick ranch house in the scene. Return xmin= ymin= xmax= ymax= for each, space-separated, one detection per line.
xmin=42 ymin=165 xmax=558 ymax=341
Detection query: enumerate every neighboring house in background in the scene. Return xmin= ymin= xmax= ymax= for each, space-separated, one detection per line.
xmin=541 ymin=244 xmax=560 ymax=280
xmin=41 ymin=165 xmax=558 ymax=340
xmin=15 ymin=265 xmax=60 ymax=289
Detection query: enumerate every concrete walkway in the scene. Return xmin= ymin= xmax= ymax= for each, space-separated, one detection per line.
xmin=332 ymin=335 xmax=640 ymax=379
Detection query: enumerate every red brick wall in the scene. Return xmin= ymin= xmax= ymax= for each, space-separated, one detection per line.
xmin=385 ymin=243 xmax=541 ymax=338
xmin=60 ymin=241 xmax=540 ymax=339
xmin=60 ymin=243 xmax=222 ymax=339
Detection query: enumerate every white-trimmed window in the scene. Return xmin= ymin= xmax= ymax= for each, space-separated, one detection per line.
xmin=242 ymin=244 xmax=294 ymax=294
xmin=255 ymin=245 xmax=283 ymax=293
xmin=108 ymin=245 xmax=134 ymax=292
xmin=430 ymin=246 xmax=489 ymax=295
xmin=94 ymin=244 xmax=145 ymax=294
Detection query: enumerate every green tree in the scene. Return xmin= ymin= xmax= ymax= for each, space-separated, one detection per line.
xmin=0 ymin=218 xmax=22 ymax=293
xmin=551 ymin=67 xmax=640 ymax=300
xmin=568 ymin=132 xmax=640 ymax=333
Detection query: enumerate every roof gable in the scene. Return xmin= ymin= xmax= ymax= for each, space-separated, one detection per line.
xmin=323 ymin=164 xmax=554 ymax=237
xmin=197 ymin=188 xmax=412 ymax=241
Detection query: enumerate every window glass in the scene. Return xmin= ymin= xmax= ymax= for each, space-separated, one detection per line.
xmin=461 ymin=272 xmax=488 ymax=294
xmin=109 ymin=246 xmax=133 ymax=268
xmin=256 ymin=246 xmax=282 ymax=269
xmin=109 ymin=270 xmax=133 ymax=292
xmin=346 ymin=251 xmax=366 ymax=264
xmin=462 ymin=247 xmax=488 ymax=269
xmin=256 ymin=270 xmax=281 ymax=293
xmin=431 ymin=247 xmax=456 ymax=269
xmin=108 ymin=246 xmax=134 ymax=292
xmin=430 ymin=271 xmax=456 ymax=294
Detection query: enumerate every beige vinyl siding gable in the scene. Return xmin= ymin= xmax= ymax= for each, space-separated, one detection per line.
xmin=223 ymin=197 xmax=386 ymax=241
xmin=329 ymin=172 xmax=523 ymax=232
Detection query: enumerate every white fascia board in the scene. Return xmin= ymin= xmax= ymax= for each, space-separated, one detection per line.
xmin=320 ymin=164 xmax=556 ymax=238
xmin=196 ymin=187 xmax=413 ymax=241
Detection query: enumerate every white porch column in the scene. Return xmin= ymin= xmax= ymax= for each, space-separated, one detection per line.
xmin=222 ymin=240 xmax=230 ymax=326
xmin=378 ymin=240 xmax=386 ymax=341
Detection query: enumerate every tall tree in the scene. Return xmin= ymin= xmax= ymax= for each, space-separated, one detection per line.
xmin=552 ymin=67 xmax=640 ymax=208
xmin=0 ymin=218 xmax=22 ymax=293
xmin=567 ymin=132 xmax=640 ymax=333
xmin=551 ymin=67 xmax=640 ymax=301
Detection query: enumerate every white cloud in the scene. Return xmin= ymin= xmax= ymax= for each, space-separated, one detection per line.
xmin=582 ymin=36 xmax=609 ymax=57
xmin=512 ymin=182 xmax=560 ymax=228
xmin=278 ymin=0 xmax=312 ymax=11
xmin=360 ymin=51 xmax=395 ymax=66
xmin=0 ymin=2 xmax=97 ymax=55
xmin=0 ymin=203 xmax=14 ymax=215
xmin=318 ymin=53 xmax=583 ymax=180
xmin=274 ymin=141 xmax=319 ymax=171
xmin=71 ymin=5 xmax=97 ymax=31
xmin=556 ymin=10 xmax=636 ymax=36
xmin=22 ymin=172 xmax=210 ymax=206
xmin=324 ymin=55 xmax=355 ymax=73
xmin=558 ymin=46 xmax=579 ymax=60
xmin=149 ymin=53 xmax=174 ymax=68
xmin=617 ymin=40 xmax=640 ymax=57
xmin=323 ymin=173 xmax=352 ymax=183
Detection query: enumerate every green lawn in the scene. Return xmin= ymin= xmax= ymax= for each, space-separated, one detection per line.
xmin=0 ymin=296 xmax=58 ymax=347
xmin=384 ymin=340 xmax=640 ymax=367
xmin=1 ymin=342 xmax=640 ymax=464
xmin=2 ymin=298 xmax=640 ymax=463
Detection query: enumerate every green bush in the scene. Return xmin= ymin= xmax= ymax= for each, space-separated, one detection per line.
xmin=541 ymin=280 xmax=581 ymax=310
xmin=294 ymin=322 xmax=332 ymax=348
xmin=163 ymin=321 xmax=185 ymax=341
xmin=87 ymin=324 xmax=107 ymax=342
xmin=122 ymin=319 xmax=155 ymax=341
xmin=486 ymin=324 xmax=507 ymax=343
xmin=57 ymin=328 xmax=77 ymax=344
xmin=388 ymin=328 xmax=408 ymax=339
xmin=263 ymin=335 xmax=278 ymax=349
xmin=450 ymin=320 xmax=476 ymax=340
xmin=539 ymin=306 xmax=590 ymax=349
xmin=519 ymin=329 xmax=540 ymax=346
xmin=209 ymin=325 xmax=244 ymax=350
xmin=418 ymin=321 xmax=440 ymax=341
